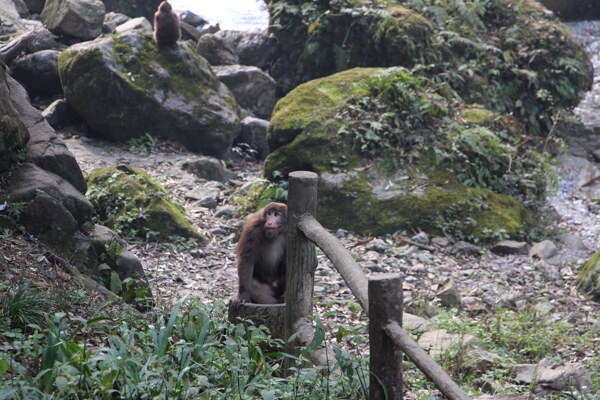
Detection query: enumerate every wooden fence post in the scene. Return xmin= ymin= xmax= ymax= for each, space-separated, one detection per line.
xmin=369 ymin=273 xmax=404 ymax=400
xmin=284 ymin=171 xmax=319 ymax=368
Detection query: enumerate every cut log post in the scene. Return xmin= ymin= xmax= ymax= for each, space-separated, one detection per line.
xmin=227 ymin=303 xmax=286 ymax=340
xmin=284 ymin=171 xmax=319 ymax=370
xmin=369 ymin=273 xmax=404 ymax=400
xmin=384 ymin=321 xmax=471 ymax=400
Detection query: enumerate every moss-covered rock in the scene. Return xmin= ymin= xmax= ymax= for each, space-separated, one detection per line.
xmin=265 ymin=67 xmax=542 ymax=240
xmin=578 ymin=249 xmax=600 ymax=302
xmin=86 ymin=165 xmax=204 ymax=240
xmin=58 ymin=30 xmax=240 ymax=157
xmin=0 ymin=63 xmax=29 ymax=173
xmin=267 ymin=0 xmax=592 ymax=135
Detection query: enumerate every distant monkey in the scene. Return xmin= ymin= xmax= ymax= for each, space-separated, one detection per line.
xmin=231 ymin=203 xmax=288 ymax=309
xmin=153 ymin=1 xmax=180 ymax=47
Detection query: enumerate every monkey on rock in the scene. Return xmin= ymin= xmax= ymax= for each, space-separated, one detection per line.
xmin=231 ymin=203 xmax=288 ymax=309
xmin=153 ymin=1 xmax=180 ymax=47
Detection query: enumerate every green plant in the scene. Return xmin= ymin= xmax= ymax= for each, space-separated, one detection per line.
xmin=126 ymin=133 xmax=159 ymax=153
xmin=0 ymin=282 xmax=52 ymax=331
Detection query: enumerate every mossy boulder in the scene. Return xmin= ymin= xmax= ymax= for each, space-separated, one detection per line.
xmin=86 ymin=165 xmax=204 ymax=240
xmin=58 ymin=30 xmax=240 ymax=157
xmin=0 ymin=64 xmax=29 ymax=173
xmin=265 ymin=67 xmax=539 ymax=240
xmin=267 ymin=0 xmax=592 ymax=135
xmin=578 ymin=249 xmax=600 ymax=302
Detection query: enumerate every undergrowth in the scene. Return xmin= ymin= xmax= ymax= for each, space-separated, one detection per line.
xmin=0 ymin=294 xmax=369 ymax=400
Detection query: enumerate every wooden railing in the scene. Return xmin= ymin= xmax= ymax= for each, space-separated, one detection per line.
xmin=233 ymin=171 xmax=471 ymax=400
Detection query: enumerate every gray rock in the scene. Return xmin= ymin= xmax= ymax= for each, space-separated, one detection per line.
xmin=451 ymin=241 xmax=482 ymax=256
xmin=411 ymin=231 xmax=429 ymax=244
xmin=177 ymin=10 xmax=207 ymax=28
xmin=431 ymin=236 xmax=450 ymax=247
xmin=366 ymin=238 xmax=388 ymax=253
xmin=27 ymin=27 xmax=59 ymax=52
xmin=193 ymin=196 xmax=218 ymax=210
xmin=417 ymin=329 xmax=480 ymax=357
xmin=114 ymin=16 xmax=152 ymax=34
xmin=24 ymin=0 xmax=45 ymax=13
xmin=102 ymin=11 xmax=130 ymax=33
xmin=12 ymin=0 xmax=29 ymax=17
xmin=41 ymin=0 xmax=105 ymax=40
xmin=7 ymin=76 xmax=87 ymax=193
xmin=89 ymin=224 xmax=127 ymax=254
xmin=20 ymin=193 xmax=78 ymax=248
xmin=556 ymin=233 xmax=590 ymax=253
xmin=0 ymin=0 xmax=24 ymax=31
xmin=196 ymin=33 xmax=239 ymax=65
xmin=213 ymin=65 xmax=276 ymax=119
xmin=42 ymin=98 xmax=79 ymax=129
xmin=0 ymin=60 xmax=29 ymax=173
xmin=58 ymin=30 xmax=240 ymax=157
xmin=214 ymin=205 xmax=237 ymax=218
xmin=10 ymin=50 xmax=62 ymax=96
xmin=464 ymin=348 xmax=502 ymax=372
xmin=529 ymin=240 xmax=558 ymax=260
xmin=181 ymin=157 xmax=232 ymax=182
xmin=490 ymin=240 xmax=529 ymax=255
xmin=436 ymin=279 xmax=462 ymax=310
xmin=3 ymin=163 xmax=93 ymax=226
xmin=235 ymin=116 xmax=269 ymax=160
xmin=534 ymin=261 xmax=561 ymax=281
xmin=402 ymin=312 xmax=433 ymax=333
xmin=215 ymin=30 xmax=277 ymax=71
xmin=513 ymin=362 xmax=593 ymax=395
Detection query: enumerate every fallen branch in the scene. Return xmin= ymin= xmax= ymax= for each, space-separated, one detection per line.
xmin=0 ymin=30 xmax=35 ymax=64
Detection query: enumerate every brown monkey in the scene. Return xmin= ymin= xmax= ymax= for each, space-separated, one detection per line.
xmin=231 ymin=202 xmax=288 ymax=309
xmin=153 ymin=1 xmax=180 ymax=47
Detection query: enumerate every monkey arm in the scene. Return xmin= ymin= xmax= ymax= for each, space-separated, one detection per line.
xmin=235 ymin=256 xmax=255 ymax=304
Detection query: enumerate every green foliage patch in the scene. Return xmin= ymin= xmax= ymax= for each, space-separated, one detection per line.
xmin=0 ymin=297 xmax=369 ymax=399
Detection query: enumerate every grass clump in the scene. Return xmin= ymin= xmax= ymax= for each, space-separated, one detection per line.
xmin=0 ymin=296 xmax=370 ymax=399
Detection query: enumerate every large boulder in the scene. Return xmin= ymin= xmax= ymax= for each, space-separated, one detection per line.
xmin=0 ymin=0 xmax=24 ymax=34
xmin=267 ymin=0 xmax=592 ymax=135
xmin=195 ymin=33 xmax=239 ymax=66
xmin=2 ymin=162 xmax=94 ymax=226
xmin=213 ymin=65 xmax=276 ymax=119
xmin=10 ymin=50 xmax=62 ymax=96
xmin=86 ymin=165 xmax=204 ymax=240
xmin=41 ymin=0 xmax=106 ymax=40
xmin=264 ymin=68 xmax=537 ymax=239
xmin=7 ymin=75 xmax=87 ymax=193
xmin=58 ymin=30 xmax=241 ymax=157
xmin=215 ymin=30 xmax=278 ymax=71
xmin=0 ymin=63 xmax=29 ymax=173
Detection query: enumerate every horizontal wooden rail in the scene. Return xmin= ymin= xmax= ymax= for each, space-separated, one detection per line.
xmin=296 ymin=213 xmax=471 ymax=400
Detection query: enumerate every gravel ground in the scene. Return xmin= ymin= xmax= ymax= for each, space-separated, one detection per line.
xmin=53 ymin=20 xmax=600 ymax=373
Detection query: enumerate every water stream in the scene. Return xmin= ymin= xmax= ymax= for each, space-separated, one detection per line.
xmin=169 ymin=0 xmax=269 ymax=31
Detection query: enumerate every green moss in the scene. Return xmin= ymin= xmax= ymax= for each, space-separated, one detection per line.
xmin=268 ymin=68 xmax=377 ymax=149
xmin=578 ymin=249 xmax=600 ymax=301
xmin=316 ymin=169 xmax=528 ymax=240
xmin=461 ymin=106 xmax=497 ymax=125
xmin=86 ymin=166 xmax=204 ymax=241
xmin=373 ymin=6 xmax=433 ymax=61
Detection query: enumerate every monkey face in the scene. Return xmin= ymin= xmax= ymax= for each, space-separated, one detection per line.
xmin=263 ymin=209 xmax=285 ymax=240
